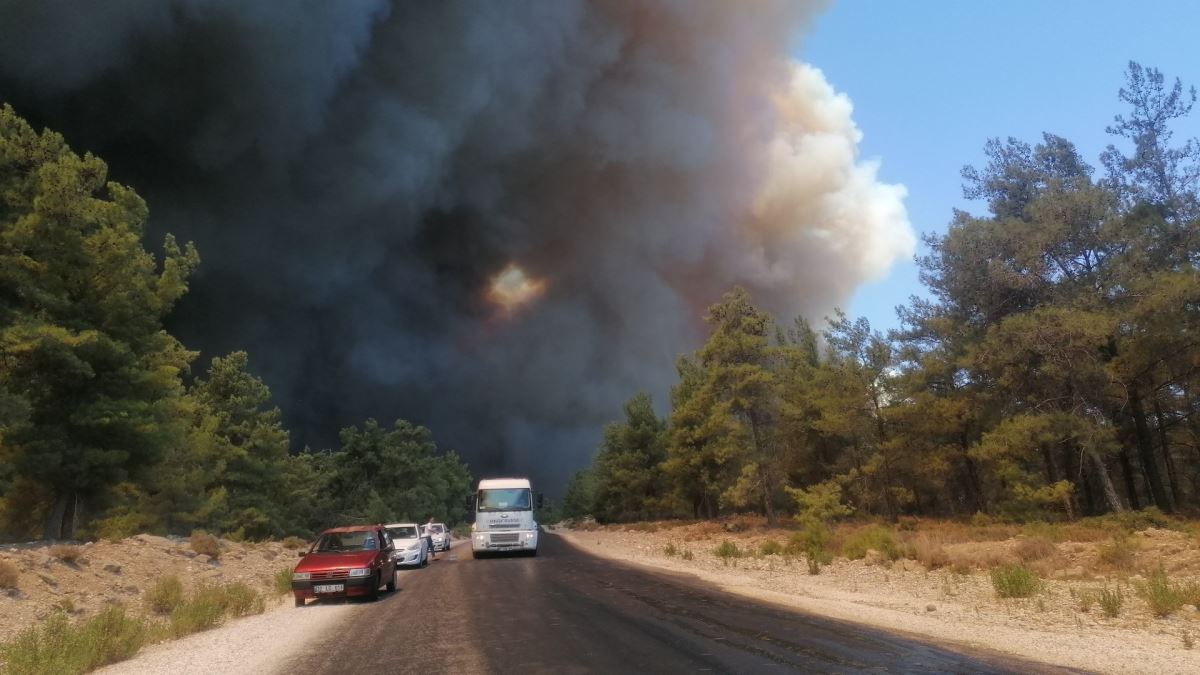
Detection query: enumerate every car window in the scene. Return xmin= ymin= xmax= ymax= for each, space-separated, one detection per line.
xmin=387 ymin=526 xmax=418 ymax=539
xmin=314 ymin=530 xmax=375 ymax=552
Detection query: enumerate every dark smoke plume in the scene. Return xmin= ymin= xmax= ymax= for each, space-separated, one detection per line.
xmin=0 ymin=1 xmax=912 ymax=488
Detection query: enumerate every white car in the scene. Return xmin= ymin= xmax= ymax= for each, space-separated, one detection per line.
xmin=423 ymin=522 xmax=451 ymax=551
xmin=385 ymin=523 xmax=429 ymax=568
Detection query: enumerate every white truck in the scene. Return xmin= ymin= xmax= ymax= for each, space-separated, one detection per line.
xmin=470 ymin=477 xmax=541 ymax=556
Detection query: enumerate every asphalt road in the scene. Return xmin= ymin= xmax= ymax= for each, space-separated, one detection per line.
xmin=282 ymin=534 xmax=1074 ymax=675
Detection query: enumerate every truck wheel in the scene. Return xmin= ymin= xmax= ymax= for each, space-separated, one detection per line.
xmin=529 ymin=548 xmax=538 ymax=557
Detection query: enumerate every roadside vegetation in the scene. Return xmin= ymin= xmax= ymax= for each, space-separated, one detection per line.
xmin=0 ymin=577 xmax=269 ymax=675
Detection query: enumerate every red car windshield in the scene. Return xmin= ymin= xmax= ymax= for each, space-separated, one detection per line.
xmin=313 ymin=531 xmax=378 ymax=552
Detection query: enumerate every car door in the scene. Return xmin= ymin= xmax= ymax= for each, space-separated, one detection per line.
xmin=378 ymin=528 xmax=395 ymax=584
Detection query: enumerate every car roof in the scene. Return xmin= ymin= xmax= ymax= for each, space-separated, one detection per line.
xmin=320 ymin=525 xmax=383 ymax=534
xmin=384 ymin=522 xmax=419 ymax=528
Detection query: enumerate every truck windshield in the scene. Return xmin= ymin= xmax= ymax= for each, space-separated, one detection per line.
xmin=478 ymin=488 xmax=531 ymax=512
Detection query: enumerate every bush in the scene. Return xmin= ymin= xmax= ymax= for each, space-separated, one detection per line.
xmin=681 ymin=549 xmax=694 ymax=561
xmin=0 ymin=559 xmax=19 ymax=589
xmin=905 ymin=535 xmax=950 ymax=570
xmin=842 ymin=525 xmax=900 ymax=561
xmin=1098 ymin=586 xmax=1124 ymax=617
xmin=786 ymin=523 xmax=833 ymax=575
xmin=714 ymin=541 xmax=740 ymax=563
xmin=1075 ymin=589 xmax=1096 ymax=613
xmin=274 ymin=567 xmax=294 ymax=595
xmin=168 ymin=582 xmax=265 ymax=637
xmin=663 ymin=543 xmax=678 ymax=557
xmin=281 ymin=536 xmax=308 ymax=550
xmin=1139 ymin=568 xmax=1197 ymax=617
xmin=189 ymin=531 xmax=221 ymax=559
xmin=145 ymin=576 xmax=185 ymax=614
xmin=1013 ymin=537 xmax=1057 ymax=563
xmin=990 ymin=564 xmax=1040 ymax=598
xmin=759 ymin=539 xmax=783 ymax=556
xmin=0 ymin=605 xmax=147 ymax=675
xmin=48 ymin=545 xmax=83 ymax=564
xmin=1097 ymin=533 xmax=1138 ymax=571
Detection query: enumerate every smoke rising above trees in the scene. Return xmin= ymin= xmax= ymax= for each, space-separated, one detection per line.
xmin=0 ymin=1 xmax=914 ymax=485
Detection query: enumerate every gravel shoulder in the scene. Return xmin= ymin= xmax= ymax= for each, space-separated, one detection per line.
xmin=556 ymin=526 xmax=1200 ymax=675
xmin=94 ymin=596 xmax=357 ymax=675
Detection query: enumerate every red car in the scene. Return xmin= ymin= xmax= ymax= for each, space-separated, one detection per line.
xmin=291 ymin=525 xmax=397 ymax=606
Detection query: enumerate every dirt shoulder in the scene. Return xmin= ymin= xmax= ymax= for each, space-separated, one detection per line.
xmin=555 ymin=522 xmax=1200 ymax=675
xmin=0 ymin=534 xmax=296 ymax=645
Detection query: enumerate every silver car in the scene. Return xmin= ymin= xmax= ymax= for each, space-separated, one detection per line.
xmin=385 ymin=523 xmax=429 ymax=568
xmin=423 ymin=522 xmax=451 ymax=552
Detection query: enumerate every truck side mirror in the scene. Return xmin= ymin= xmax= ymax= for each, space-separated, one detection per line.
xmin=536 ymin=492 xmax=545 ymax=509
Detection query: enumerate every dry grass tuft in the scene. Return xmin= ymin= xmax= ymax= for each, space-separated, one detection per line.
xmin=281 ymin=536 xmax=308 ymax=550
xmin=48 ymin=545 xmax=83 ymax=564
xmin=145 ymin=576 xmax=185 ymax=615
xmin=1014 ymin=537 xmax=1057 ymax=563
xmin=0 ymin=559 xmax=19 ymax=589
xmin=189 ymin=531 xmax=221 ymax=559
xmin=1097 ymin=533 xmax=1138 ymax=571
xmin=904 ymin=534 xmax=950 ymax=570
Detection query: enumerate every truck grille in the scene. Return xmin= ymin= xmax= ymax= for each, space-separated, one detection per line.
xmin=489 ymin=533 xmax=520 ymax=544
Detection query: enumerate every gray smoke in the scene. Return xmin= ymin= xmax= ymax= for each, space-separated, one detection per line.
xmin=0 ymin=0 xmax=913 ymax=488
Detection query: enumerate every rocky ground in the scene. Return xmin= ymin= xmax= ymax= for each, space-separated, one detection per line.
xmin=555 ymin=519 xmax=1200 ymax=674
xmin=0 ymin=535 xmax=296 ymax=644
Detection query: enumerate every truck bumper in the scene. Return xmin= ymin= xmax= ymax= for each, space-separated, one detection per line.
xmin=472 ymin=530 xmax=538 ymax=553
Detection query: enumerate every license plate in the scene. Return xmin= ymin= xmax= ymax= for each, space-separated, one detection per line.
xmin=314 ymin=584 xmax=344 ymax=593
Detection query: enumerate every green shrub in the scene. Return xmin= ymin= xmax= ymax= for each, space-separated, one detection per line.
xmin=145 ymin=576 xmax=184 ymax=614
xmin=786 ymin=523 xmax=833 ymax=575
xmin=1075 ymin=589 xmax=1096 ymax=613
xmin=167 ymin=582 xmax=266 ymax=637
xmin=1137 ymin=566 xmax=1185 ymax=614
xmin=0 ymin=605 xmax=147 ymax=675
xmin=1098 ymin=586 xmax=1124 ymax=617
xmin=189 ymin=531 xmax=221 ymax=559
xmin=681 ymin=549 xmax=694 ymax=561
xmin=842 ymin=525 xmax=900 ymax=561
xmin=714 ymin=541 xmax=740 ymax=564
xmin=759 ymin=539 xmax=783 ymax=556
xmin=663 ymin=543 xmax=678 ymax=557
xmin=273 ymin=567 xmax=294 ymax=595
xmin=0 ymin=559 xmax=18 ymax=589
xmin=990 ymin=564 xmax=1041 ymax=598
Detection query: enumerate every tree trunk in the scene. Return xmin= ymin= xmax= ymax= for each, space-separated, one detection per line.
xmin=1118 ymin=447 xmax=1141 ymax=510
xmin=960 ymin=434 xmax=986 ymax=514
xmin=1084 ymin=447 xmax=1125 ymax=513
xmin=43 ymin=490 xmax=78 ymax=541
xmin=1152 ymin=395 xmax=1184 ymax=509
xmin=1130 ymin=386 xmax=1174 ymax=512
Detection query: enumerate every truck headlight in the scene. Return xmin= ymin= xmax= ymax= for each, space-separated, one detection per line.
xmin=524 ymin=532 xmax=535 ymax=539
xmin=292 ymin=572 xmax=311 ymax=581
xmin=348 ymin=568 xmax=371 ymax=577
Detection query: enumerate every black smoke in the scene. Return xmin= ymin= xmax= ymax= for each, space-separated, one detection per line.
xmin=0 ymin=0 xmax=912 ymax=490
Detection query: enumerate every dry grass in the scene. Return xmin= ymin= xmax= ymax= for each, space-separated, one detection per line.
xmin=0 ymin=559 xmax=19 ymax=589
xmin=1014 ymin=537 xmax=1058 ymax=563
xmin=281 ymin=536 xmax=308 ymax=550
xmin=189 ymin=531 xmax=221 ymax=559
xmin=991 ymin=564 xmax=1041 ymax=598
xmin=903 ymin=534 xmax=950 ymax=570
xmin=0 ymin=605 xmax=147 ymax=675
xmin=48 ymin=545 xmax=83 ymax=564
xmin=144 ymin=576 xmax=185 ymax=615
xmin=1097 ymin=533 xmax=1138 ymax=571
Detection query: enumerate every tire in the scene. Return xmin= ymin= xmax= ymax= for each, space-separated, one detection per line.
xmin=294 ymin=596 xmax=305 ymax=608
xmin=366 ymin=574 xmax=380 ymax=601
xmin=528 ymin=548 xmax=538 ymax=557
xmin=386 ymin=573 xmax=396 ymax=593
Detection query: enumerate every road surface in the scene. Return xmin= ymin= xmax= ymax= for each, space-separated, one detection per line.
xmin=281 ymin=534 xmax=1071 ymax=674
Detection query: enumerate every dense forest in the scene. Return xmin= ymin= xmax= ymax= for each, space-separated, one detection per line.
xmin=565 ymin=62 xmax=1200 ymax=525
xmin=0 ymin=105 xmax=471 ymax=542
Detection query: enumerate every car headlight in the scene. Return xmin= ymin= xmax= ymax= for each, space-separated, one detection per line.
xmin=348 ymin=568 xmax=371 ymax=577
xmin=292 ymin=572 xmax=311 ymax=581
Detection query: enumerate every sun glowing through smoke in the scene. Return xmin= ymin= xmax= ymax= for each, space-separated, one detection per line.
xmin=488 ymin=263 xmax=546 ymax=313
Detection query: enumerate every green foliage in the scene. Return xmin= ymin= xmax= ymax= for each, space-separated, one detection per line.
xmin=1138 ymin=568 xmax=1200 ymax=617
xmin=145 ymin=576 xmax=185 ymax=614
xmin=842 ymin=525 xmax=901 ymax=562
xmin=273 ymin=567 xmax=294 ymax=595
xmin=0 ymin=605 xmax=147 ymax=675
xmin=663 ymin=542 xmax=678 ymax=557
xmin=990 ymin=564 xmax=1041 ymax=598
xmin=1098 ymin=586 xmax=1124 ymax=617
xmin=0 ymin=104 xmax=199 ymax=540
xmin=560 ymin=469 xmax=596 ymax=521
xmin=189 ymin=531 xmax=221 ymax=559
xmin=1097 ymin=533 xmax=1138 ymax=571
xmin=681 ymin=548 xmax=694 ymax=561
xmin=591 ymin=394 xmax=670 ymax=523
xmin=759 ymin=539 xmax=783 ymax=556
xmin=714 ymin=540 xmax=740 ymax=563
xmin=167 ymin=582 xmax=265 ymax=637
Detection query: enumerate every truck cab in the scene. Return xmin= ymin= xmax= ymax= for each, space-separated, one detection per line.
xmin=470 ymin=477 xmax=540 ymax=556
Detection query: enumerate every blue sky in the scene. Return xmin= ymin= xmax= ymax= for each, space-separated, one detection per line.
xmin=802 ymin=0 xmax=1200 ymax=333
